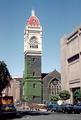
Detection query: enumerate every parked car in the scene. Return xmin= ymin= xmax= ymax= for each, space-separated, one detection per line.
xmin=53 ymin=103 xmax=74 ymax=113
xmin=73 ymin=103 xmax=81 ymax=114
xmin=1 ymin=104 xmax=17 ymax=115
xmin=47 ymin=103 xmax=74 ymax=113
xmin=47 ymin=103 xmax=64 ymax=112
xmin=62 ymin=104 xmax=73 ymax=113
xmin=0 ymin=96 xmax=17 ymax=116
xmin=56 ymin=104 xmax=64 ymax=112
xmin=47 ymin=103 xmax=58 ymax=112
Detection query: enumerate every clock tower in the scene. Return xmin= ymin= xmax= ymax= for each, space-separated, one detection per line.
xmin=23 ymin=10 xmax=42 ymax=103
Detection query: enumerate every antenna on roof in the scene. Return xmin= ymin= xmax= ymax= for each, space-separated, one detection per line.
xmin=32 ymin=9 xmax=35 ymax=16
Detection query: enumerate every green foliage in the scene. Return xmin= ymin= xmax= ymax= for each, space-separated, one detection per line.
xmin=22 ymin=96 xmax=28 ymax=102
xmin=59 ymin=90 xmax=70 ymax=100
xmin=50 ymin=95 xmax=59 ymax=102
xmin=73 ymin=89 xmax=81 ymax=103
xmin=0 ymin=61 xmax=12 ymax=94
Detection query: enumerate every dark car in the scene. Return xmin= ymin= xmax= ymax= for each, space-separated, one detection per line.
xmin=1 ymin=104 xmax=17 ymax=115
xmin=54 ymin=104 xmax=73 ymax=113
xmin=47 ymin=103 xmax=64 ymax=112
xmin=62 ymin=104 xmax=73 ymax=113
xmin=56 ymin=104 xmax=64 ymax=112
xmin=73 ymin=103 xmax=81 ymax=114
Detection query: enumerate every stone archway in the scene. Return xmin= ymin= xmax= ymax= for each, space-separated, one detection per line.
xmin=48 ymin=78 xmax=61 ymax=96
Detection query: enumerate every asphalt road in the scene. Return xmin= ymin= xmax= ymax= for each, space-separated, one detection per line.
xmin=13 ymin=113 xmax=81 ymax=120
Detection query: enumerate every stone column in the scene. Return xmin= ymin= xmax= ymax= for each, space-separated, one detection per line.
xmin=70 ymin=88 xmax=73 ymax=104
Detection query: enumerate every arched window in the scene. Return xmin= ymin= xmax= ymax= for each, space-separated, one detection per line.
xmin=30 ymin=36 xmax=38 ymax=48
xmin=48 ymin=79 xmax=59 ymax=95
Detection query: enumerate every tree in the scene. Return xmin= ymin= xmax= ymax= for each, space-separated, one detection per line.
xmin=59 ymin=90 xmax=70 ymax=101
xmin=73 ymin=89 xmax=81 ymax=103
xmin=50 ymin=95 xmax=59 ymax=103
xmin=0 ymin=61 xmax=12 ymax=95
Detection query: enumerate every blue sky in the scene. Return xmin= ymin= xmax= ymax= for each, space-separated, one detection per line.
xmin=0 ymin=0 xmax=81 ymax=77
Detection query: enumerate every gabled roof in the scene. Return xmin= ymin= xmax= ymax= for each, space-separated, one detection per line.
xmin=43 ymin=69 xmax=61 ymax=82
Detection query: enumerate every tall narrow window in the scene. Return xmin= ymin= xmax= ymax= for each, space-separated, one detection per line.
xmin=33 ymin=84 xmax=36 ymax=88
xmin=33 ymin=58 xmax=35 ymax=62
xmin=33 ymin=72 xmax=35 ymax=76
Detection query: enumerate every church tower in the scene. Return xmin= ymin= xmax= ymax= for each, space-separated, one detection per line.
xmin=23 ymin=10 xmax=42 ymax=103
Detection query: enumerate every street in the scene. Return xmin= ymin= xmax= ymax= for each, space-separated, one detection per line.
xmin=12 ymin=113 xmax=81 ymax=120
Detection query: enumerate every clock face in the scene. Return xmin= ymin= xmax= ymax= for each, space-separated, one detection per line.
xmin=30 ymin=36 xmax=38 ymax=48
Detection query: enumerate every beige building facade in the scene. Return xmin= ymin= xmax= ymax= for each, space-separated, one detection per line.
xmin=3 ymin=77 xmax=22 ymax=103
xmin=61 ymin=25 xmax=81 ymax=103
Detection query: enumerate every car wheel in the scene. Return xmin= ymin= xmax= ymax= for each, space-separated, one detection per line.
xmin=62 ymin=109 xmax=65 ymax=113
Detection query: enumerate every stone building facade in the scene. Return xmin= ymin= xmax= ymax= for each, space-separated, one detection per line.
xmin=42 ymin=70 xmax=61 ymax=103
xmin=61 ymin=25 xmax=81 ymax=103
xmin=2 ymin=77 xmax=22 ymax=103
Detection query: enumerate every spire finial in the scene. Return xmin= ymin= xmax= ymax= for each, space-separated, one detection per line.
xmin=32 ymin=9 xmax=35 ymax=16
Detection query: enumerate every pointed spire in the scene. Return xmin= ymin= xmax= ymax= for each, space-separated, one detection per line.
xmin=31 ymin=9 xmax=35 ymax=16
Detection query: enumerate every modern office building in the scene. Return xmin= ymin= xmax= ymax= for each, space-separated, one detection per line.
xmin=23 ymin=10 xmax=42 ymax=103
xmin=61 ymin=25 xmax=81 ymax=103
